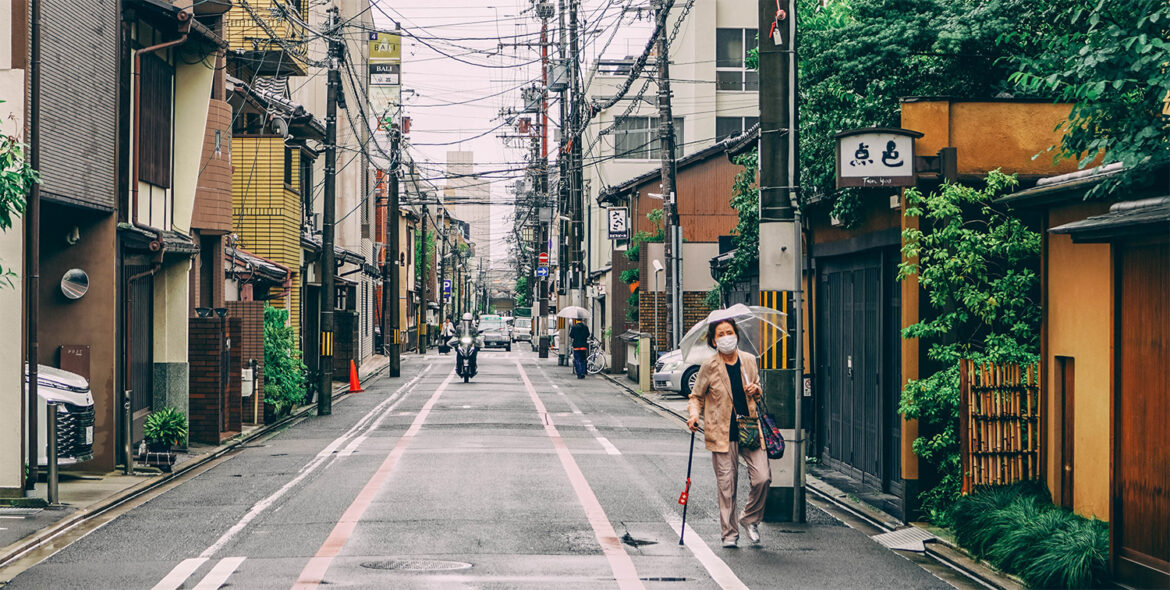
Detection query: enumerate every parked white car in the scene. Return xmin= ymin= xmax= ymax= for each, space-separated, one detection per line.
xmin=25 ymin=364 xmax=96 ymax=466
xmin=652 ymin=348 xmax=713 ymax=396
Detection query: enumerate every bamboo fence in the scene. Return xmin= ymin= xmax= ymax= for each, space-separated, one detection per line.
xmin=959 ymin=359 xmax=1042 ymax=493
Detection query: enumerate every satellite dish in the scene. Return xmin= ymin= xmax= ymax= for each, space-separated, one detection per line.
xmin=60 ymin=268 xmax=89 ymax=300
xmin=272 ymin=117 xmax=290 ymax=138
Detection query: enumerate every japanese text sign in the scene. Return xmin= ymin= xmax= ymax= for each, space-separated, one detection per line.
xmin=835 ymin=128 xmax=923 ymax=188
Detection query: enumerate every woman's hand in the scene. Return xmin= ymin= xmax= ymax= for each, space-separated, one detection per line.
xmin=745 ymin=382 xmax=761 ymax=397
xmin=687 ymin=416 xmax=699 ymax=432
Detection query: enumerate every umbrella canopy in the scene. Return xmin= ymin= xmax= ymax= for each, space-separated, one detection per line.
xmin=678 ymin=303 xmax=787 ymax=364
xmin=556 ymin=305 xmax=591 ymax=320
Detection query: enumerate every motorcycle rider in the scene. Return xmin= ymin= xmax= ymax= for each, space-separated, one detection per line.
xmin=450 ymin=312 xmax=482 ymax=377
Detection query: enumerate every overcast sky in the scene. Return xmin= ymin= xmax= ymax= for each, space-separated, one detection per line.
xmin=369 ymin=0 xmax=653 ymax=268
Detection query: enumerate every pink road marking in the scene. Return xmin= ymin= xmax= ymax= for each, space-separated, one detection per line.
xmin=515 ymin=360 xmax=645 ymax=590
xmin=292 ymin=372 xmax=454 ymax=589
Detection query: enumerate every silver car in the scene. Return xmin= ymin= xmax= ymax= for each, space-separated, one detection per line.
xmin=25 ymin=364 xmax=96 ymax=466
xmin=652 ymin=349 xmax=711 ymax=396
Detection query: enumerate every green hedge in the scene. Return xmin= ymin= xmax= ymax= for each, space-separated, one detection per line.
xmin=951 ymin=483 xmax=1109 ymax=589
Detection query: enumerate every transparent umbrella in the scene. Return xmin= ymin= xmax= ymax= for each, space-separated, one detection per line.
xmin=556 ymin=305 xmax=591 ymax=320
xmin=678 ymin=303 xmax=787 ymax=364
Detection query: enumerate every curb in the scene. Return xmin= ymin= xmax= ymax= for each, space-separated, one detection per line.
xmin=0 ymin=359 xmax=394 ymax=572
xmin=597 ymin=369 xmax=1020 ymax=590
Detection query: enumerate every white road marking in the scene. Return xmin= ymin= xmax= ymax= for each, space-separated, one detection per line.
xmin=192 ymin=556 xmax=246 ymax=590
xmin=196 ymin=366 xmax=432 ymax=560
xmin=582 ymin=421 xmax=622 ymax=455
xmin=516 ymin=361 xmax=645 ymax=590
xmin=151 ymin=557 xmax=208 ymax=590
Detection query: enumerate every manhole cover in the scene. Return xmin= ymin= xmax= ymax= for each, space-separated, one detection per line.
xmin=360 ymin=559 xmax=472 ymax=571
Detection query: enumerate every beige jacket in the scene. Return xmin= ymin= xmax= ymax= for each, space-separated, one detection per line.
xmin=687 ymin=350 xmax=762 ymax=452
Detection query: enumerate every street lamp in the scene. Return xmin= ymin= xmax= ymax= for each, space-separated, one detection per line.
xmin=652 ymin=259 xmax=664 ymax=353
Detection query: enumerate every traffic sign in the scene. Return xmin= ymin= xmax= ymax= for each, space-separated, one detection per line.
xmin=538 ymin=252 xmax=549 ymax=266
xmin=536 ymin=266 xmax=549 ymax=278
xmin=443 ymin=279 xmax=452 ymax=294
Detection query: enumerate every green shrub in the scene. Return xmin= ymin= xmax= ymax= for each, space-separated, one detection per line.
xmin=620 ymin=268 xmax=639 ymax=284
xmin=264 ymin=306 xmax=306 ymax=415
xmin=143 ymin=407 xmax=187 ymax=446
xmin=952 ymin=484 xmax=1109 ymax=589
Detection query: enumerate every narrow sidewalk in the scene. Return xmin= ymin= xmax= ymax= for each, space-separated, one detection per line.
xmin=0 ymin=354 xmax=394 ymax=569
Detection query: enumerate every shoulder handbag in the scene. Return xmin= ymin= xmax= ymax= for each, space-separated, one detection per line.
xmin=758 ymin=397 xmax=786 ymax=459
xmin=734 ymin=368 xmax=761 ymax=450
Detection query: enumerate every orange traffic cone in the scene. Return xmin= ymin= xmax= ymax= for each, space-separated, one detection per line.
xmin=348 ymin=360 xmax=364 ymax=393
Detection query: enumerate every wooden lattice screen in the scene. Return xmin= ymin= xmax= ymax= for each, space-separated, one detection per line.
xmin=959 ymin=360 xmax=1042 ymax=493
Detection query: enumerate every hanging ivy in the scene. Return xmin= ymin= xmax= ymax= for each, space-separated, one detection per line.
xmin=0 ymin=121 xmax=38 ymax=288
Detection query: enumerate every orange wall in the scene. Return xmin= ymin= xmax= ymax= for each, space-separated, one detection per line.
xmin=901 ymin=100 xmax=1083 ymax=178
xmin=1045 ymin=201 xmax=1113 ymax=520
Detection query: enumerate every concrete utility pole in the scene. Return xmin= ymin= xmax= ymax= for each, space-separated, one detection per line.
xmin=568 ymin=0 xmax=583 ymax=310
xmin=655 ymin=0 xmax=682 ymax=350
xmin=418 ymin=203 xmax=428 ymax=353
xmin=385 ymin=126 xmax=401 ymax=377
xmin=537 ymin=2 xmax=553 ymax=358
xmin=318 ymin=7 xmax=342 ymax=416
xmin=757 ymin=0 xmax=804 ymax=522
xmin=438 ymin=209 xmax=447 ymax=326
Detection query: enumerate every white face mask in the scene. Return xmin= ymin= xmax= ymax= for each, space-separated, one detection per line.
xmin=715 ymin=334 xmax=738 ymax=354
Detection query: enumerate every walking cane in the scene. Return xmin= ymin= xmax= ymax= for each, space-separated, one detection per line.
xmin=678 ymin=430 xmax=696 ymax=545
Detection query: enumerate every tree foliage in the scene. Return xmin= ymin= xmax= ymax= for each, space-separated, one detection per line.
xmin=797 ymin=0 xmax=1078 ymax=226
xmin=1009 ymin=0 xmax=1170 ymax=195
xmin=0 ymin=118 xmax=37 ymax=288
xmin=264 ymin=306 xmax=307 ymax=415
xmin=898 ymin=170 xmax=1041 ymax=524
xmin=515 ymin=275 xmax=531 ymax=308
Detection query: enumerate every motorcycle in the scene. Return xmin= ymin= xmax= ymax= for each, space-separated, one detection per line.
xmin=454 ymin=335 xmax=479 ymax=383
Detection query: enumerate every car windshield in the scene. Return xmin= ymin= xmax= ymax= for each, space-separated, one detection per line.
xmin=480 ymin=319 xmax=505 ymax=331
xmin=515 ymin=318 xmax=531 ymax=329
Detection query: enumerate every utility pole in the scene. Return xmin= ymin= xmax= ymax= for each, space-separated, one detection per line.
xmin=384 ymin=125 xmax=401 ymax=377
xmin=318 ymin=7 xmax=341 ymax=416
xmin=758 ymin=0 xmax=803 ymax=522
xmin=568 ymin=0 xmax=583 ymax=308
xmin=417 ymin=203 xmax=428 ymax=353
xmin=537 ymin=1 xmax=553 ymax=359
xmin=655 ymin=0 xmax=682 ymax=350
xmin=438 ymin=209 xmax=447 ymax=326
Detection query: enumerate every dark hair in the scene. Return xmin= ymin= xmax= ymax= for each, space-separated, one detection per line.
xmin=706 ymin=318 xmax=740 ymax=349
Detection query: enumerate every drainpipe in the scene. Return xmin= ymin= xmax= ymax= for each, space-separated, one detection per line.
xmin=131 ymin=9 xmax=190 ymax=246
xmin=24 ymin=0 xmax=42 ymax=492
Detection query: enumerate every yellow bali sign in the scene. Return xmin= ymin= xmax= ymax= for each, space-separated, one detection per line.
xmin=368 ymin=32 xmax=401 ymax=62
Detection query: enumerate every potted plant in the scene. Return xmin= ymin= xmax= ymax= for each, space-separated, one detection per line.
xmin=143 ymin=407 xmax=187 ymax=452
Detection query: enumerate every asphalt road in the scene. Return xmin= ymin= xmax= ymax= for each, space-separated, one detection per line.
xmin=4 ymin=349 xmax=954 ymax=589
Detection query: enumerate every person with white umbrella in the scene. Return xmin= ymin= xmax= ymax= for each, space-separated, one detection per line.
xmin=558 ymin=305 xmax=592 ymax=379
xmin=685 ymin=308 xmax=772 ymax=548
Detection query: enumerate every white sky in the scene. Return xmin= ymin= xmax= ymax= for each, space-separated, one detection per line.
xmin=369 ymin=0 xmax=653 ymax=270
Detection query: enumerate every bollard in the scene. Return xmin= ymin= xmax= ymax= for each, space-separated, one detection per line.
xmin=46 ymin=402 xmax=59 ymax=506
xmin=123 ymin=390 xmax=134 ymax=475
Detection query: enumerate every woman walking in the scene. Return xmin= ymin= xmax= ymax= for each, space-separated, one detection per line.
xmin=686 ymin=317 xmax=771 ymax=548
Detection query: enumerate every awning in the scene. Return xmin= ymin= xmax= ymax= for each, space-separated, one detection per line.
xmin=225 ymin=247 xmax=290 ymax=283
xmin=1050 ymin=196 xmax=1170 ymax=242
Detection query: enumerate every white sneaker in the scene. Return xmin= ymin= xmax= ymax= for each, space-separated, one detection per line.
xmin=745 ymin=524 xmax=760 ymax=544
xmin=722 ymin=539 xmax=738 ymax=548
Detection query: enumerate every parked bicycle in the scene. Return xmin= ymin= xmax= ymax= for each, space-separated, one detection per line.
xmin=586 ymin=337 xmax=607 ymax=375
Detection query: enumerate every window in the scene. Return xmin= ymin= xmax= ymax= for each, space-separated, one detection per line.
xmin=614 ymin=116 xmax=684 ymax=159
xmin=716 ymin=28 xmax=758 ymax=92
xmin=284 ymin=146 xmax=294 ymax=187
xmin=715 ymin=116 xmax=759 ymax=141
xmin=299 ymin=149 xmax=313 ymax=198
xmin=139 ymin=54 xmax=173 ymax=187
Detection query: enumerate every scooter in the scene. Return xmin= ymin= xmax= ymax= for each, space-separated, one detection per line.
xmin=454 ymin=335 xmax=478 ymax=383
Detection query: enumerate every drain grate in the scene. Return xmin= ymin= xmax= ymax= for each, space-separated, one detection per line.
xmin=0 ymin=507 xmax=43 ymax=517
xmin=871 ymin=526 xmax=936 ymax=552
xmin=360 ymin=559 xmax=473 ymax=572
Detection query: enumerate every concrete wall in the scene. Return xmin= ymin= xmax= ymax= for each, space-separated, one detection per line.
xmin=0 ymin=59 xmax=25 ymax=492
xmin=1045 ymin=201 xmax=1113 ymax=520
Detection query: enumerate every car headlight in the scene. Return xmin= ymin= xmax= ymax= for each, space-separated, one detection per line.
xmin=461 ymin=337 xmax=472 ymax=344
xmin=665 ymin=361 xmax=683 ymax=373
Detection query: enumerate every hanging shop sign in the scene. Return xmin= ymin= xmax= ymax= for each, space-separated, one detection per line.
xmin=835 ymin=127 xmax=923 ymax=188
xmin=369 ymin=63 xmax=400 ymax=86
xmin=607 ymin=207 xmax=629 ymax=240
